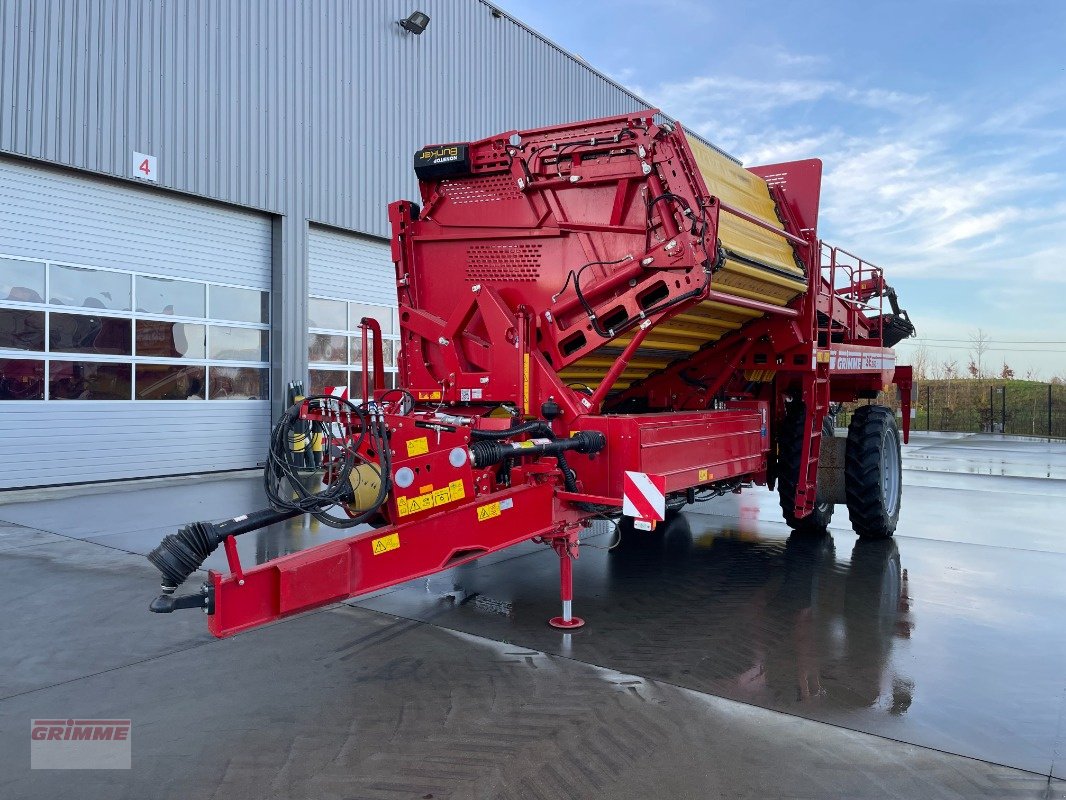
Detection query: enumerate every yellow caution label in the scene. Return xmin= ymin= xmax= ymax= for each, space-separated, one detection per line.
xmin=516 ymin=440 xmax=535 ymax=449
xmin=371 ymin=533 xmax=400 ymax=555
xmin=397 ymin=480 xmax=468 ymax=518
xmin=817 ymin=350 xmax=831 ymax=363
xmin=417 ymin=391 xmax=442 ymax=401
xmin=397 ymin=492 xmax=435 ymax=517
xmin=698 ymin=468 xmax=711 ymax=482
xmin=476 ymin=501 xmax=502 ymax=522
xmin=406 ymin=436 xmax=429 ymax=457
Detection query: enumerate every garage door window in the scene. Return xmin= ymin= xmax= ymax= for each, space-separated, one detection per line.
xmin=0 ymin=255 xmax=269 ymax=401
xmin=308 ymin=295 xmax=398 ymax=397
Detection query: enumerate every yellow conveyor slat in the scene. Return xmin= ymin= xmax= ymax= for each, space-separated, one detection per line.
xmin=561 ymin=136 xmax=808 ymax=391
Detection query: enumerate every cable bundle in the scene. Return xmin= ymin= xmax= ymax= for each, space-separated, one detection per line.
xmin=263 ymin=395 xmax=391 ymax=528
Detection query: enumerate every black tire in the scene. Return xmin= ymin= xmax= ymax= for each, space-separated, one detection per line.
xmin=778 ymin=406 xmax=835 ymax=532
xmin=845 ymin=405 xmax=901 ymax=539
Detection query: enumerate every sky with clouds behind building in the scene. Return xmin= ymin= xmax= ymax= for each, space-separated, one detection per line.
xmin=498 ymin=0 xmax=1066 ymax=378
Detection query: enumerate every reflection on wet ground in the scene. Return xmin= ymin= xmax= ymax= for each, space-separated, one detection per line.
xmin=904 ymin=431 xmax=1066 ymax=479
xmin=1 ymin=432 xmax=1065 ymax=780
xmin=355 ymin=509 xmax=1066 ymax=777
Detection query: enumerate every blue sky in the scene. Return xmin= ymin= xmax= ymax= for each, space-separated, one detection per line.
xmin=497 ymin=0 xmax=1066 ymax=378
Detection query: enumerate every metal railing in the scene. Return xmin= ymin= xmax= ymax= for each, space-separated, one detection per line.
xmin=819 ymin=243 xmax=885 ymax=343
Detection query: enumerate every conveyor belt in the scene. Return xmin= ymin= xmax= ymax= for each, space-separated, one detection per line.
xmin=559 ymin=142 xmax=807 ymax=391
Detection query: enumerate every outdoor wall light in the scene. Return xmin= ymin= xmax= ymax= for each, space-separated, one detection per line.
xmin=398 ymin=11 xmax=430 ymax=35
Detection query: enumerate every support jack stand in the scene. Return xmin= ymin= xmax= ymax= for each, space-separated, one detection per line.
xmin=548 ymin=534 xmax=584 ymax=629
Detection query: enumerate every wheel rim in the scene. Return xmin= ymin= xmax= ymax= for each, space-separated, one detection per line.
xmin=882 ymin=431 xmax=900 ymax=516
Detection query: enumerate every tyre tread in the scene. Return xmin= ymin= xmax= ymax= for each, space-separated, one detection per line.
xmin=778 ymin=406 xmax=834 ymax=532
xmin=844 ymin=405 xmax=900 ymax=539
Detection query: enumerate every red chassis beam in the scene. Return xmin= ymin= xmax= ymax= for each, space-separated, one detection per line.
xmin=207 ymin=482 xmax=582 ymax=638
xmin=204 ymin=404 xmax=774 ymax=637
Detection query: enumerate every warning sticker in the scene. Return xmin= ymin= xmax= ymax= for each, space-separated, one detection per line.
xmin=371 ymin=533 xmax=400 ymax=555
xmin=416 ymin=391 xmax=442 ymax=401
xmin=476 ymin=502 xmax=501 ymax=522
xmin=397 ymin=479 xmax=467 ymax=518
xmin=698 ymin=468 xmax=713 ymax=482
xmin=397 ymin=493 xmax=435 ymax=517
xmin=406 ymin=437 xmax=429 ymax=457
xmin=476 ymin=497 xmax=513 ymax=521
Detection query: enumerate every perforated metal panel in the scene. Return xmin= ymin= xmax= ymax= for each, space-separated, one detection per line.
xmin=465 ymin=243 xmax=543 ymax=283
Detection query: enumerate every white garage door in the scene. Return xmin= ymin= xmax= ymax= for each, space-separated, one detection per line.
xmin=0 ymin=158 xmax=272 ymax=488
xmin=306 ymin=227 xmax=399 ymax=396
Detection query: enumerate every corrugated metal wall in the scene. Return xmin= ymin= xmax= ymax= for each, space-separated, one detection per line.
xmin=0 ymin=157 xmax=272 ymax=488
xmin=308 ymin=227 xmax=393 ymax=307
xmin=0 ymin=0 xmax=733 ymax=485
xmin=0 ymin=0 xmax=659 ymax=238
xmin=0 ymin=403 xmax=271 ymax=487
xmin=0 ymin=158 xmax=271 ymax=288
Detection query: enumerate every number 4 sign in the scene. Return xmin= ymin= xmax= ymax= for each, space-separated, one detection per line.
xmin=132 ymin=151 xmax=158 ymax=182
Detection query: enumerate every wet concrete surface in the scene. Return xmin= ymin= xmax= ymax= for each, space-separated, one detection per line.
xmin=1 ymin=432 xmax=1065 ymax=798
xmin=902 ymin=432 xmax=1066 ymax=480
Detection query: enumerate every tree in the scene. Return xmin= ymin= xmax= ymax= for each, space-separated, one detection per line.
xmin=909 ymin=343 xmax=931 ymax=381
xmin=968 ymin=328 xmax=991 ymax=379
xmin=1000 ymin=362 xmax=1015 ymax=380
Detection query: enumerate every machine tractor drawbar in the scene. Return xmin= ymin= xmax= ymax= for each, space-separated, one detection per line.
xmin=148 ymin=111 xmax=914 ymax=635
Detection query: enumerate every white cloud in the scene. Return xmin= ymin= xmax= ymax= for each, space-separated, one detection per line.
xmin=629 ymin=72 xmax=1066 ymax=373
xmin=634 ymin=73 xmax=1066 ymax=277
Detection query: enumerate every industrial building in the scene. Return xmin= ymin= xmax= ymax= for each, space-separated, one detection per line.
xmin=0 ymin=0 xmax=716 ymax=488
xmin=3 ymin=5 xmax=1065 ymax=799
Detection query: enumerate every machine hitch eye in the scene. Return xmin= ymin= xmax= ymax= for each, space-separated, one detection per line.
xmin=149 ymin=582 xmax=214 ymax=615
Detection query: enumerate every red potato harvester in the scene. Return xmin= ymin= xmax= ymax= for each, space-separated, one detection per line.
xmin=148 ymin=111 xmax=914 ymax=636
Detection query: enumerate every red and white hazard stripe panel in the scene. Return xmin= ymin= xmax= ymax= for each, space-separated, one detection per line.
xmin=622 ymin=471 xmax=666 ymax=521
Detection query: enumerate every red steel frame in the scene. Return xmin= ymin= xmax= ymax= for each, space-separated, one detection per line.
xmin=196 ymin=111 xmax=912 ymax=637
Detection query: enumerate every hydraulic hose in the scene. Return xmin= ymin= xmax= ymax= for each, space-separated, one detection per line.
xmin=556 ymin=451 xmax=579 ymax=493
xmin=469 ymin=421 xmax=556 ymax=440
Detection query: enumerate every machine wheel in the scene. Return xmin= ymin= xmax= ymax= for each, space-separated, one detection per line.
xmin=844 ymin=405 xmax=901 ymax=539
xmin=778 ymin=406 xmax=835 ymax=532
